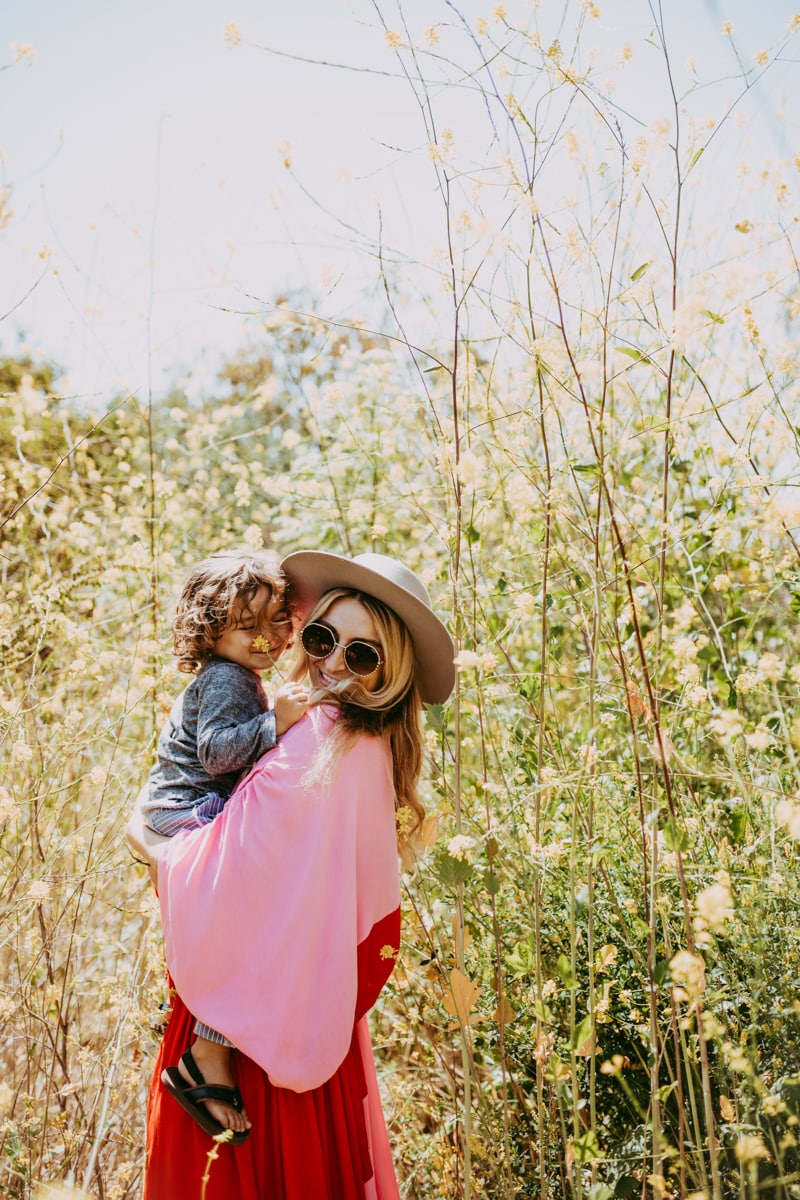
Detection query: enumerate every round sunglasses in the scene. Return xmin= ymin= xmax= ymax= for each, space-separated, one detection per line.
xmin=300 ymin=621 xmax=383 ymax=678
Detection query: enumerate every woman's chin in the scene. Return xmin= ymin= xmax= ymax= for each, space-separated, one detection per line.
xmin=308 ymin=679 xmax=351 ymax=702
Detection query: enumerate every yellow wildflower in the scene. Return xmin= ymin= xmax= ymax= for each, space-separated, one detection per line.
xmin=447 ymin=834 xmax=477 ymax=862
xmin=695 ymin=882 xmax=733 ymax=932
xmin=11 ymin=43 xmax=36 ymax=64
xmin=275 ymin=140 xmax=293 ymax=168
xmin=670 ymin=949 xmax=706 ymax=1000
xmin=735 ymin=1135 xmax=769 ymax=1162
xmin=757 ymin=651 xmax=784 ymax=680
xmin=453 ymin=650 xmax=481 ymax=671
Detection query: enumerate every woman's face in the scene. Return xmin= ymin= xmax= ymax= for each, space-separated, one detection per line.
xmin=305 ymin=595 xmax=383 ymax=693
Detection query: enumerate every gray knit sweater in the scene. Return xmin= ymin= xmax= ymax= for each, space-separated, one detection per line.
xmin=142 ymin=657 xmax=277 ymax=835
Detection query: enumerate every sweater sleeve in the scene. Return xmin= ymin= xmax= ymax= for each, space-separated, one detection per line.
xmin=195 ymin=665 xmax=278 ymax=776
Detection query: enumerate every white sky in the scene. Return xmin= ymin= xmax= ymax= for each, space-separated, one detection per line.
xmin=2 ymin=0 xmax=797 ymax=400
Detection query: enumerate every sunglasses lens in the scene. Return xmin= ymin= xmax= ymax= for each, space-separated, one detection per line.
xmin=301 ymin=623 xmax=335 ymax=659
xmin=344 ymin=642 xmax=382 ymax=677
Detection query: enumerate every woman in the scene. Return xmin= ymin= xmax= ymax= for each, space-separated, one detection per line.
xmin=137 ymin=551 xmax=455 ymax=1200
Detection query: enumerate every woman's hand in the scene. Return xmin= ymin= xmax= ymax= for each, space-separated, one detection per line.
xmin=126 ymin=785 xmax=169 ymax=888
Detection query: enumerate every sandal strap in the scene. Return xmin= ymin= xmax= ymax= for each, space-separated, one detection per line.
xmin=184 ymin=1082 xmax=244 ymax=1111
xmin=180 ymin=1048 xmax=205 ymax=1087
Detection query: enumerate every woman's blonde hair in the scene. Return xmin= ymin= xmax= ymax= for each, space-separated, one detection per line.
xmin=172 ymin=550 xmax=285 ymax=673
xmin=294 ymin=588 xmax=425 ymax=841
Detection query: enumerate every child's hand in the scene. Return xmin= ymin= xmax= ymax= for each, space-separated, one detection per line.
xmin=273 ymin=681 xmax=310 ymax=737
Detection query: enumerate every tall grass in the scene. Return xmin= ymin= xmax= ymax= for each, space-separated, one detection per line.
xmin=2 ymin=4 xmax=800 ymax=1198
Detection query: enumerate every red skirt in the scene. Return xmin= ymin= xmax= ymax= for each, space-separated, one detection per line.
xmin=143 ymin=909 xmax=401 ymax=1200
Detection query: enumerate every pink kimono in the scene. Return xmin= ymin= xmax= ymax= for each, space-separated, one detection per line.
xmin=144 ymin=707 xmax=402 ymax=1200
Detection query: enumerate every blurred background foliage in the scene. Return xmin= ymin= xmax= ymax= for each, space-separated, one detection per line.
xmin=3 ymin=4 xmax=800 ymax=1199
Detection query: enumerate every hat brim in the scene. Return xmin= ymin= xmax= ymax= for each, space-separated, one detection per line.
xmin=280 ymin=551 xmax=455 ymax=705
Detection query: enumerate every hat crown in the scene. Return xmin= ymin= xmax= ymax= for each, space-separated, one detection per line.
xmin=351 ymin=553 xmax=433 ymax=612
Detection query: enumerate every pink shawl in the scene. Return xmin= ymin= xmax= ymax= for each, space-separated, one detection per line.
xmin=157 ymin=706 xmax=401 ymax=1093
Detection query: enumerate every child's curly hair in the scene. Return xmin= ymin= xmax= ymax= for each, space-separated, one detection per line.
xmin=172 ymin=550 xmax=285 ymax=674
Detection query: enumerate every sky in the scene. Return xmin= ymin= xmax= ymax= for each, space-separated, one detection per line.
xmin=1 ymin=0 xmax=797 ymax=402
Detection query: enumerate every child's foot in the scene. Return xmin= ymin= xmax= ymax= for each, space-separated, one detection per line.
xmin=161 ymin=1045 xmax=251 ymax=1143
xmin=177 ymin=1038 xmax=251 ymax=1135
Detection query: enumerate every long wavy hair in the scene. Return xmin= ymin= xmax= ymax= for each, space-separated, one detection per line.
xmin=292 ymin=587 xmax=425 ymax=841
xmin=172 ymin=550 xmax=285 ymax=673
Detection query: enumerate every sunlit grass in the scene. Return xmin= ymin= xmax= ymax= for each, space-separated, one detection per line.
xmin=2 ymin=4 xmax=800 ymax=1198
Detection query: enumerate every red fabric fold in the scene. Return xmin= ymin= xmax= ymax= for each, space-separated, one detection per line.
xmin=143 ymin=909 xmax=402 ymax=1200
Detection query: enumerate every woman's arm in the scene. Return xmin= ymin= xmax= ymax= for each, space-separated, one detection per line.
xmin=126 ymin=785 xmax=169 ymax=887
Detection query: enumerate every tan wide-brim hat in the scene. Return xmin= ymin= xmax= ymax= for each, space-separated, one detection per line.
xmin=280 ymin=551 xmax=455 ymax=705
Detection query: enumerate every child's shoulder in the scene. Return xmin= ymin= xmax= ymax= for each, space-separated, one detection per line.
xmin=201 ymin=656 xmax=255 ymax=679
xmin=198 ymin=657 xmax=264 ymax=694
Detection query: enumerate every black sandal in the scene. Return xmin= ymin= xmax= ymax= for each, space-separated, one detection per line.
xmin=161 ymin=1047 xmax=250 ymax=1144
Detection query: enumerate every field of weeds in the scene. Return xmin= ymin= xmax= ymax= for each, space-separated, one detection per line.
xmin=2 ymin=4 xmax=800 ymax=1198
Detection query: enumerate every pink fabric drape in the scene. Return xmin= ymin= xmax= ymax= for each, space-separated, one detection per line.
xmin=151 ymin=706 xmax=402 ymax=1196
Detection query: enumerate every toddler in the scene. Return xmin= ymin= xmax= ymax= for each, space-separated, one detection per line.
xmin=144 ymin=549 xmax=308 ymax=1141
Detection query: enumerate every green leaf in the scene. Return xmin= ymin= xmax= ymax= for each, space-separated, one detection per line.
xmin=571 ymin=1129 xmax=605 ymax=1163
xmin=464 ymin=523 xmax=480 ymax=544
xmin=653 ymin=958 xmax=670 ymax=986
xmin=482 ymin=870 xmax=502 ymax=896
xmin=790 ymin=593 xmax=800 ymax=614
xmin=506 ymin=940 xmax=536 ymax=977
xmin=434 ymin=849 xmax=473 ymax=887
xmin=702 ymin=309 xmax=724 ymax=324
xmin=588 ymin=1185 xmax=614 ymax=1200
xmin=713 ymin=672 xmax=735 ymax=706
xmin=663 ymin=816 xmax=690 ymax=853
xmin=686 ymin=145 xmax=705 ymax=174
xmin=424 ymin=703 xmax=446 ymax=728
xmin=518 ymin=675 xmax=540 ymax=701
xmin=556 ymin=953 xmax=579 ymax=990
xmin=570 ymin=1013 xmax=594 ymax=1052
xmin=532 ymin=998 xmax=553 ymax=1022
xmin=617 ymin=346 xmax=653 ymax=365
xmin=630 ymin=261 xmax=651 ymax=282
xmin=727 ymin=804 xmax=747 ymax=843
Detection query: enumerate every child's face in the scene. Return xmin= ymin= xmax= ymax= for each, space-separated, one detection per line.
xmin=213 ymin=586 xmax=292 ymax=672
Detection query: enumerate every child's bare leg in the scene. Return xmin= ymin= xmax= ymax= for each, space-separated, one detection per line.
xmin=179 ymin=1035 xmax=252 ymax=1133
